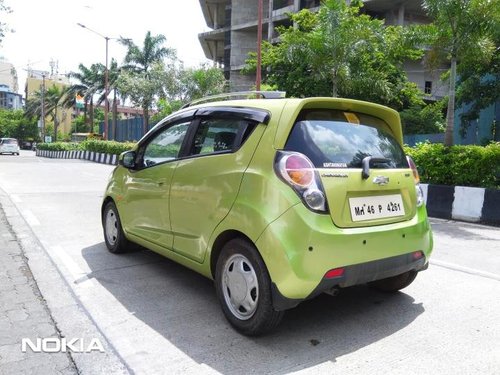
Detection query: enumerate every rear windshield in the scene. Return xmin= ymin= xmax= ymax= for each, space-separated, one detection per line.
xmin=1 ymin=139 xmax=18 ymax=145
xmin=284 ymin=109 xmax=408 ymax=169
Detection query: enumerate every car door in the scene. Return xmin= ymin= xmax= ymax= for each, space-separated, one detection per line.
xmin=169 ymin=109 xmax=268 ymax=263
xmin=118 ymin=119 xmax=191 ymax=250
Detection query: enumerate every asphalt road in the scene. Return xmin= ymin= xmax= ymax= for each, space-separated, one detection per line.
xmin=1 ymin=151 xmax=499 ymax=374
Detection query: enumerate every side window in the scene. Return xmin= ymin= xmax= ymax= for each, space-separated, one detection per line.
xmin=190 ymin=119 xmax=241 ymax=156
xmin=142 ymin=121 xmax=189 ymax=167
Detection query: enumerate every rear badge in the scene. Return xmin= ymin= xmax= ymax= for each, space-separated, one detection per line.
xmin=373 ymin=176 xmax=389 ymax=186
xmin=322 ymin=173 xmax=348 ymax=178
xmin=323 ymin=162 xmax=347 ymax=168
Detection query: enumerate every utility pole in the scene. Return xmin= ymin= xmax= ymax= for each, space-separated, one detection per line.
xmin=256 ymin=0 xmax=263 ymax=91
xmin=41 ymin=73 xmax=46 ymax=141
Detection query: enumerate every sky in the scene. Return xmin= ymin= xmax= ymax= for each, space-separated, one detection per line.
xmin=0 ymin=0 xmax=211 ymax=95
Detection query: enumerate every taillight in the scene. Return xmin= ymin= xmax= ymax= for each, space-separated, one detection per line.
xmin=275 ymin=151 xmax=328 ymax=213
xmin=406 ymin=155 xmax=424 ymax=207
xmin=280 ymin=154 xmax=314 ymax=187
xmin=406 ymin=155 xmax=420 ymax=184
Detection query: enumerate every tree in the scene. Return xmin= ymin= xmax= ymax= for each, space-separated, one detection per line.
xmin=245 ymin=0 xmax=427 ymax=111
xmin=25 ymin=85 xmax=64 ymax=141
xmin=423 ymin=0 xmax=500 ymax=146
xmin=66 ymin=63 xmax=105 ymax=132
xmin=174 ymin=64 xmax=226 ymax=103
xmin=455 ymin=6 xmax=500 ymax=137
xmin=120 ymin=31 xmax=176 ymax=133
xmin=0 ymin=0 xmax=12 ymax=45
xmin=117 ymin=61 xmax=172 ymax=132
xmin=0 ymin=109 xmax=37 ymax=140
xmin=107 ymin=59 xmax=123 ymax=139
xmin=400 ymin=101 xmax=446 ymax=134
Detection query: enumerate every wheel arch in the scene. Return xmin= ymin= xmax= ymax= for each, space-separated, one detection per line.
xmin=210 ymin=230 xmax=255 ymax=278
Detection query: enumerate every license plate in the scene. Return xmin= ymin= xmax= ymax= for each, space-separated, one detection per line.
xmin=349 ymin=194 xmax=405 ymax=222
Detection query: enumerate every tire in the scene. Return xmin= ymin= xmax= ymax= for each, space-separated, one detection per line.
xmin=102 ymin=201 xmax=131 ymax=254
xmin=215 ymin=239 xmax=284 ymax=336
xmin=368 ymin=270 xmax=418 ymax=292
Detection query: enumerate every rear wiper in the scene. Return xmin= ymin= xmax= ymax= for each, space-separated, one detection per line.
xmin=361 ymin=156 xmax=391 ymax=179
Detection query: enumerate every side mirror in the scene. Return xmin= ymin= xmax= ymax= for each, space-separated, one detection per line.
xmin=119 ymin=150 xmax=137 ymax=169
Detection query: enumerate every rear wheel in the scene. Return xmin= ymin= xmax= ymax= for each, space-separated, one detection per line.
xmin=215 ymin=239 xmax=284 ymax=336
xmin=369 ymin=270 xmax=418 ymax=292
xmin=102 ymin=201 xmax=131 ymax=254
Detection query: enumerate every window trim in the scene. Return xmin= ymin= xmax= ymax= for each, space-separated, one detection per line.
xmin=133 ymin=106 xmax=270 ymax=168
xmin=135 ymin=118 xmax=194 ymax=170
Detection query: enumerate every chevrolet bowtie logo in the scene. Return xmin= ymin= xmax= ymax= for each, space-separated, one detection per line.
xmin=373 ymin=176 xmax=389 ymax=186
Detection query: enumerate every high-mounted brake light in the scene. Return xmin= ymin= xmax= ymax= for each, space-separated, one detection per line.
xmin=275 ymin=151 xmax=328 ymax=213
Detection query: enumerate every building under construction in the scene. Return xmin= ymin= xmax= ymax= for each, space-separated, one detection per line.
xmin=198 ymin=0 xmax=446 ymax=99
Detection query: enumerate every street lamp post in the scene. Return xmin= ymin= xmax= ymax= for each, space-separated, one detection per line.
xmin=77 ymin=23 xmax=110 ymax=140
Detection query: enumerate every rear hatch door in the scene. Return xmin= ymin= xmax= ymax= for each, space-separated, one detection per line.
xmin=284 ymin=109 xmax=416 ymax=228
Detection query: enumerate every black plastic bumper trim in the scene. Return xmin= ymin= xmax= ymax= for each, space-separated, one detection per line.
xmin=271 ymin=252 xmax=428 ymax=311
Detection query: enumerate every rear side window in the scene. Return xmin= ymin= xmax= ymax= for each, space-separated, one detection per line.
xmin=189 ymin=118 xmax=257 ymax=156
xmin=285 ymin=109 xmax=408 ymax=169
xmin=1 ymin=139 xmax=17 ymax=145
xmin=191 ymin=119 xmax=240 ymax=155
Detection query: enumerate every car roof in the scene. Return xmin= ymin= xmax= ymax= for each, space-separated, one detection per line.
xmin=188 ymin=97 xmax=403 ymax=145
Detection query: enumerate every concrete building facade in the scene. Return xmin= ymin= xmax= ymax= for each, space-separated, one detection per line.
xmin=0 ymin=59 xmax=19 ymax=93
xmin=0 ymin=59 xmax=22 ymax=110
xmin=198 ymin=0 xmax=447 ymax=99
xmin=0 ymin=84 xmax=22 ymax=110
xmin=24 ymin=69 xmax=73 ymax=135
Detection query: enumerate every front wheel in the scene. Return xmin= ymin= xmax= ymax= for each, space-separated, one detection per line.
xmin=215 ymin=239 xmax=284 ymax=336
xmin=102 ymin=201 xmax=131 ymax=254
xmin=368 ymin=270 xmax=418 ymax=292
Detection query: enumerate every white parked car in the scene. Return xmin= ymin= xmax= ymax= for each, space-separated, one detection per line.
xmin=0 ymin=138 xmax=20 ymax=155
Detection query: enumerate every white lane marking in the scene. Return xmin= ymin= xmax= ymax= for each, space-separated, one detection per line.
xmin=11 ymin=194 xmax=22 ymax=203
xmin=22 ymin=209 xmax=41 ymax=226
xmin=51 ymin=245 xmax=93 ymax=289
xmin=431 ymin=259 xmax=500 ymax=281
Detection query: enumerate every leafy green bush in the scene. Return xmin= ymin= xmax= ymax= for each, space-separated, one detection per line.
xmin=36 ymin=142 xmax=81 ymax=151
xmin=80 ymin=139 xmax=136 ymax=155
xmin=405 ymin=142 xmax=500 ymax=188
xmin=37 ymin=140 xmax=136 ymax=155
xmin=400 ymin=101 xmax=446 ymax=135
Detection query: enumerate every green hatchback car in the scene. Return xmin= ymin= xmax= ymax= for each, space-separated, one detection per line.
xmin=102 ymin=94 xmax=432 ymax=335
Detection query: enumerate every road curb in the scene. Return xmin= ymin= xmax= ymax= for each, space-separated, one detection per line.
xmin=35 ymin=149 xmax=118 ymax=166
xmin=421 ymin=183 xmax=500 ymax=226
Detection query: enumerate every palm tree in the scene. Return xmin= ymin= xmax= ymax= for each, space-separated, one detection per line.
xmin=120 ymin=31 xmax=176 ymax=132
xmin=101 ymin=58 xmax=122 ymax=140
xmin=65 ymin=63 xmax=105 ymax=133
xmin=25 ymin=85 xmax=64 ymax=141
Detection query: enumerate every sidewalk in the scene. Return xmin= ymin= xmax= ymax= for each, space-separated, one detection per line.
xmin=0 ymin=204 xmax=77 ymax=374
xmin=0 ymin=190 xmax=128 ymax=375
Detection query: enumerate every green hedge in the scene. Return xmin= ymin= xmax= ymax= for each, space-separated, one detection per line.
xmin=37 ymin=140 xmax=136 ymax=155
xmin=80 ymin=139 xmax=136 ymax=155
xmin=36 ymin=142 xmax=81 ymax=151
xmin=404 ymin=142 xmax=500 ymax=189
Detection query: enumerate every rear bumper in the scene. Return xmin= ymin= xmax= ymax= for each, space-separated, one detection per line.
xmin=255 ymin=203 xmax=433 ymax=310
xmin=271 ymin=252 xmax=428 ymax=310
